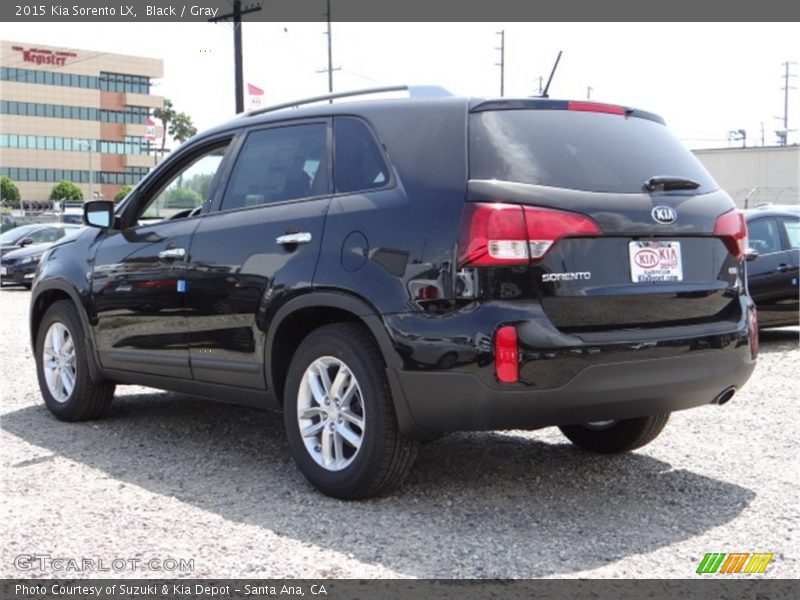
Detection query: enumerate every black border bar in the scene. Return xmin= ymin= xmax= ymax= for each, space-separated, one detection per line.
xmin=1 ymin=0 xmax=800 ymax=22
xmin=2 ymin=579 xmax=799 ymax=600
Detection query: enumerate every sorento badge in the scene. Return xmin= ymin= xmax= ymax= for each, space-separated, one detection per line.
xmin=652 ymin=206 xmax=677 ymax=224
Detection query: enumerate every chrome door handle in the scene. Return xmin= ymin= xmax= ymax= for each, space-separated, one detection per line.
xmin=276 ymin=232 xmax=312 ymax=246
xmin=158 ymin=248 xmax=186 ymax=260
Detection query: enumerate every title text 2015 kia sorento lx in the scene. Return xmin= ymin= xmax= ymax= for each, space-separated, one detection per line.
xmin=30 ymin=87 xmax=757 ymax=499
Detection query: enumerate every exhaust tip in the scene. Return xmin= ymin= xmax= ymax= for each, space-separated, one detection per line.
xmin=714 ymin=387 xmax=736 ymax=405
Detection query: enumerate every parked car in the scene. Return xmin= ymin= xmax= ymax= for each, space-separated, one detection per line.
xmin=29 ymin=87 xmax=757 ymax=499
xmin=0 ymin=222 xmax=80 ymax=259
xmin=1 ymin=228 xmax=84 ymax=289
xmin=752 ymin=203 xmax=800 ymax=214
xmin=745 ymin=209 xmax=799 ymax=328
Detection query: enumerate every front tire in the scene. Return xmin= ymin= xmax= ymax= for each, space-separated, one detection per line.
xmin=283 ymin=323 xmax=418 ymax=499
xmin=558 ymin=414 xmax=670 ymax=454
xmin=35 ymin=300 xmax=115 ymax=421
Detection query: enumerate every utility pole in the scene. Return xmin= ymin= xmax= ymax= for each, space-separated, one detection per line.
xmin=780 ymin=61 xmax=797 ymax=145
xmin=495 ymin=30 xmax=505 ymax=97
xmin=209 ymin=1 xmax=263 ymax=114
xmin=587 ymin=86 xmax=593 ymax=100
xmin=317 ymin=0 xmax=340 ymax=100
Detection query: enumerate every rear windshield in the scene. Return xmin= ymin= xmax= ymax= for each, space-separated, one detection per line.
xmin=469 ymin=110 xmax=717 ymax=194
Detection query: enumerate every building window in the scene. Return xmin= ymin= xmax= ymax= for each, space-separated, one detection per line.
xmin=1 ymin=133 xmax=149 ymax=155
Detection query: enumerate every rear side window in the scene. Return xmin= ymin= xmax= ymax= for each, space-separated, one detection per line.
xmin=782 ymin=218 xmax=799 ymax=249
xmin=222 ymin=123 xmax=328 ymax=211
xmin=334 ymin=118 xmax=390 ymax=194
xmin=469 ymin=110 xmax=717 ymax=194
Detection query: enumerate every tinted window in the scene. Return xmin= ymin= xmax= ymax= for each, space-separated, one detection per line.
xmin=28 ymin=228 xmax=60 ymax=243
xmin=469 ymin=110 xmax=718 ymax=194
xmin=781 ymin=218 xmax=799 ymax=249
xmin=334 ymin=118 xmax=390 ymax=193
xmin=221 ymin=124 xmax=328 ymax=211
xmin=748 ymin=219 xmax=782 ymax=254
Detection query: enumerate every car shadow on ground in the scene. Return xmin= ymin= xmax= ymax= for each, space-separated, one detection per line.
xmin=757 ymin=327 xmax=798 ymax=353
xmin=3 ymin=390 xmax=755 ymax=578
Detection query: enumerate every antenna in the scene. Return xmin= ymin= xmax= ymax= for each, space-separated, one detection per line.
xmin=541 ymin=51 xmax=563 ymax=98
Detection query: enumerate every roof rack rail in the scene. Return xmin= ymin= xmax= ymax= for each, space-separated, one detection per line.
xmin=243 ymin=85 xmax=452 ymax=118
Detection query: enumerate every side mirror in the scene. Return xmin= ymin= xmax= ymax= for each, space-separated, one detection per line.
xmin=19 ymin=237 xmax=34 ymax=247
xmin=83 ymin=200 xmax=115 ymax=229
xmin=745 ymin=248 xmax=759 ymax=262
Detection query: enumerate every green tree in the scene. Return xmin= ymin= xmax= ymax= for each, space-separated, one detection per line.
xmin=163 ymin=187 xmax=202 ymax=209
xmin=152 ymin=98 xmax=175 ymax=152
xmin=183 ymin=173 xmax=214 ymax=201
xmin=114 ymin=185 xmax=133 ymax=203
xmin=1 ymin=176 xmax=21 ymax=206
xmin=49 ymin=180 xmax=84 ymax=201
xmin=169 ymin=112 xmax=198 ymax=146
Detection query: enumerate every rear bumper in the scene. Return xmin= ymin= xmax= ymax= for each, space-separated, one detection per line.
xmin=388 ymin=342 xmax=755 ymax=435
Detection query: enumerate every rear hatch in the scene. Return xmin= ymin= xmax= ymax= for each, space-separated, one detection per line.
xmin=464 ymin=100 xmax=747 ymax=332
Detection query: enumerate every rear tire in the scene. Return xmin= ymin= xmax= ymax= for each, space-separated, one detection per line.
xmin=558 ymin=413 xmax=670 ymax=454
xmin=283 ymin=323 xmax=418 ymax=499
xmin=35 ymin=300 xmax=115 ymax=421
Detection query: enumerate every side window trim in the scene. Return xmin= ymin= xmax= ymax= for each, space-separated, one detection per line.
xmin=209 ymin=117 xmax=332 ymax=215
xmin=121 ymin=133 xmax=238 ymax=229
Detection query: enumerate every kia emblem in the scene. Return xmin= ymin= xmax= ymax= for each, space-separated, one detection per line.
xmin=651 ymin=206 xmax=677 ymax=224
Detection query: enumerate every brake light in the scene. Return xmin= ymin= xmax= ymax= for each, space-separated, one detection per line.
xmin=459 ymin=203 xmax=601 ymax=266
xmin=458 ymin=203 xmax=528 ymax=266
xmin=713 ymin=210 xmax=748 ymax=259
xmin=494 ymin=325 xmax=518 ymax=383
xmin=567 ymin=101 xmax=626 ymax=115
xmin=523 ymin=206 xmax=601 ymax=259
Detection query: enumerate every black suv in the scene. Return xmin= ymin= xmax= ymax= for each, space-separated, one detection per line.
xmin=30 ymin=86 xmax=757 ymax=499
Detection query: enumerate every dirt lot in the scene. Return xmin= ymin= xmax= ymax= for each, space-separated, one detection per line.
xmin=1 ymin=287 xmax=798 ymax=579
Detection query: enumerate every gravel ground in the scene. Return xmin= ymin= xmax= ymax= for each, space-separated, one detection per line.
xmin=1 ymin=287 xmax=798 ymax=579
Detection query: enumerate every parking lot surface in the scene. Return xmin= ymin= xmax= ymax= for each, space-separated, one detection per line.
xmin=1 ymin=287 xmax=798 ymax=578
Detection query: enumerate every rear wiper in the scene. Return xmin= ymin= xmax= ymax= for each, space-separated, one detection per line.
xmin=644 ymin=175 xmax=701 ymax=192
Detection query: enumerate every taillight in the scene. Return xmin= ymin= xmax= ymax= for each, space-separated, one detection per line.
xmin=713 ymin=210 xmax=748 ymax=259
xmin=458 ymin=203 xmax=528 ymax=266
xmin=494 ymin=325 xmax=518 ymax=383
xmin=459 ymin=203 xmax=601 ymax=266
xmin=523 ymin=205 xmax=601 ymax=260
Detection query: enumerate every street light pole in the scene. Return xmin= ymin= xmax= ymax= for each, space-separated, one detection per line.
xmin=78 ymin=140 xmax=94 ymax=200
xmin=88 ymin=143 xmax=94 ymax=200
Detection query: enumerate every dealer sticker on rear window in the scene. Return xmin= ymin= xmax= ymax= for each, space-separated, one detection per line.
xmin=629 ymin=241 xmax=683 ymax=283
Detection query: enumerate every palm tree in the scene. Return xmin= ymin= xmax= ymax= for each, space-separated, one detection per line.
xmin=169 ymin=112 xmax=198 ymax=146
xmin=152 ymin=99 xmax=175 ymax=151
